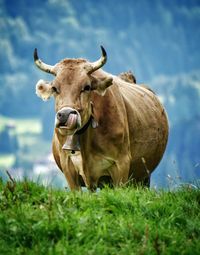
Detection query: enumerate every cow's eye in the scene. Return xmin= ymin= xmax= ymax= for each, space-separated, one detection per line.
xmin=52 ymin=86 xmax=59 ymax=93
xmin=84 ymin=85 xmax=91 ymax=91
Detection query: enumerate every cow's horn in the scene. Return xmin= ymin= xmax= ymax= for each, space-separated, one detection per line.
xmin=88 ymin=46 xmax=107 ymax=74
xmin=34 ymin=48 xmax=56 ymax=75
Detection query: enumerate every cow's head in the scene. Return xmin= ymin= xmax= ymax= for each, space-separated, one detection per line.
xmin=34 ymin=46 xmax=113 ymax=136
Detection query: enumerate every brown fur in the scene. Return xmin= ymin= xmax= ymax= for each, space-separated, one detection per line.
xmin=59 ymin=58 xmax=87 ymax=65
xmin=118 ymin=71 xmax=136 ymax=83
xmin=36 ymin=58 xmax=168 ymax=190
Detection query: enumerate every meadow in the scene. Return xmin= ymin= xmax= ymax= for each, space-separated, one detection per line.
xmin=0 ymin=178 xmax=199 ymax=255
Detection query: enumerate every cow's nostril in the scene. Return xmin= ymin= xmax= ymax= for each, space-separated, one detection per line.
xmin=57 ymin=111 xmax=67 ymax=123
xmin=71 ymin=110 xmax=77 ymax=115
xmin=57 ymin=112 xmax=63 ymax=121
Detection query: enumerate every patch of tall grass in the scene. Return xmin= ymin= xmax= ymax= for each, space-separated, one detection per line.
xmin=0 ymin=179 xmax=199 ymax=254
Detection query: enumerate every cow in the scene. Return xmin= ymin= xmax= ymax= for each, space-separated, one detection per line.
xmin=34 ymin=46 xmax=168 ymax=190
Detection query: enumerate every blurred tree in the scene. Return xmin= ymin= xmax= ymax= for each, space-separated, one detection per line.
xmin=0 ymin=128 xmax=12 ymax=153
xmin=0 ymin=125 xmax=19 ymax=154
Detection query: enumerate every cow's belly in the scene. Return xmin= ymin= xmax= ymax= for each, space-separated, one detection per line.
xmin=90 ymin=155 xmax=114 ymax=178
xmin=70 ymin=152 xmax=114 ymax=181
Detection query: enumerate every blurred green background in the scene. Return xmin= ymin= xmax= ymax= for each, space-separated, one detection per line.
xmin=0 ymin=0 xmax=199 ymax=188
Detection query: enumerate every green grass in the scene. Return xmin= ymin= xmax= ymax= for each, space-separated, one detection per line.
xmin=0 ymin=180 xmax=199 ymax=255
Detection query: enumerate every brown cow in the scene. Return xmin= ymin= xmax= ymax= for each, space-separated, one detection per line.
xmin=34 ymin=46 xmax=168 ymax=190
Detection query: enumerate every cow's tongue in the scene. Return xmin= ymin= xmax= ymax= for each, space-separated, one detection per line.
xmin=65 ymin=113 xmax=77 ymax=129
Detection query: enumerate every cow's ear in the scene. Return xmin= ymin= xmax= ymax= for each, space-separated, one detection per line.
xmin=36 ymin=79 xmax=53 ymax=101
xmin=91 ymin=76 xmax=113 ymax=96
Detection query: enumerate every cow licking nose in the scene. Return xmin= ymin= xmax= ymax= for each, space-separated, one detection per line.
xmin=56 ymin=107 xmax=81 ymax=131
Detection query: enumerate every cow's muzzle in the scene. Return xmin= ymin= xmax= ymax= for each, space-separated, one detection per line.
xmin=55 ymin=107 xmax=81 ymax=131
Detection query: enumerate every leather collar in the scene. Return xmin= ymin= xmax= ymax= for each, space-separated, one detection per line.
xmin=75 ymin=115 xmax=93 ymax=135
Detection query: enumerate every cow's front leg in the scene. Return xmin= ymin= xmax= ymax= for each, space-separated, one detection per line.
xmin=61 ymin=154 xmax=81 ymax=190
xmin=109 ymin=155 xmax=131 ymax=187
xmin=84 ymin=174 xmax=98 ymax=192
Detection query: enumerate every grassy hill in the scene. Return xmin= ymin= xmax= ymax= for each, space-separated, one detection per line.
xmin=0 ymin=178 xmax=199 ymax=255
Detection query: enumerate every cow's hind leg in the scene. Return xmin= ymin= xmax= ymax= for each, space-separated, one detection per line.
xmin=141 ymin=176 xmax=151 ymax=188
xmin=128 ymin=175 xmax=151 ymax=188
